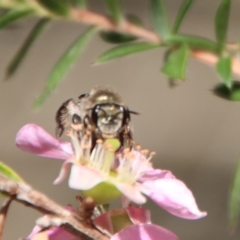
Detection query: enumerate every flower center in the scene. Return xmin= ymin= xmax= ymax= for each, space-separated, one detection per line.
xmin=68 ymin=129 xmax=155 ymax=185
xmin=116 ymin=147 xmax=155 ymax=184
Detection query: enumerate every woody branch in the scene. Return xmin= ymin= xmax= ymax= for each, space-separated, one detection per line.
xmin=0 ymin=176 xmax=108 ymax=240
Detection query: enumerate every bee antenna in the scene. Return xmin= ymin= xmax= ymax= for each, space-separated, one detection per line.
xmin=129 ymin=110 xmax=140 ymax=115
xmin=78 ymin=93 xmax=89 ymax=99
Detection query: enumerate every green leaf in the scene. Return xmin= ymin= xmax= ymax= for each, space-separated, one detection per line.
xmin=36 ymin=0 xmax=71 ymax=16
xmin=105 ymin=0 xmax=122 ymax=24
xmin=0 ymin=9 xmax=8 ymax=17
xmin=215 ymin=0 xmax=231 ymax=52
xmin=216 ymin=56 xmax=232 ymax=89
xmin=161 ymin=44 xmax=189 ymax=79
xmin=71 ymin=0 xmax=86 ymax=9
xmin=229 ymin=157 xmax=240 ymax=230
xmin=0 ymin=162 xmax=24 ymax=182
xmin=97 ymin=42 xmax=159 ymax=63
xmin=213 ymin=81 xmax=240 ymax=101
xmin=125 ymin=14 xmax=142 ymax=26
xmin=6 ymin=18 xmax=50 ymax=79
xmin=100 ymin=31 xmax=136 ymax=44
xmin=111 ymin=210 xmax=132 ymax=233
xmin=150 ymin=0 xmax=170 ymax=37
xmin=163 ymin=49 xmax=177 ymax=87
xmin=99 ymin=14 xmax=142 ymax=44
xmin=0 ymin=8 xmax=34 ymax=30
xmin=165 ymin=34 xmax=218 ymax=52
xmin=172 ymin=0 xmax=194 ymax=34
xmin=34 ymin=27 xmax=95 ymax=108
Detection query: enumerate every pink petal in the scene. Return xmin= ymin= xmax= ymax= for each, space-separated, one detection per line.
xmin=141 ymin=178 xmax=207 ymax=219
xmin=126 ymin=206 xmax=151 ymax=225
xmin=25 ymin=206 xmax=77 ymax=240
xmin=94 ymin=206 xmax=151 ymax=235
xmin=116 ymin=183 xmax=146 ymax=205
xmin=53 ymin=160 xmax=73 ymax=185
xmin=16 ymin=124 xmax=73 ymax=159
xmin=111 ymin=224 xmax=179 ymax=240
xmin=68 ymin=164 xmax=104 ymax=190
xmin=26 ymin=226 xmax=78 ymax=240
xmin=24 ymin=224 xmax=42 ymax=240
xmin=46 ymin=227 xmax=79 ymax=240
xmin=140 ymin=169 xmax=175 ymax=182
xmin=93 ymin=212 xmax=114 ymax=236
xmin=121 ymin=195 xmax=130 ymax=208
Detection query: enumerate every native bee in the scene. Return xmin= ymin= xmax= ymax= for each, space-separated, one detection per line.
xmin=55 ymin=86 xmax=138 ymax=149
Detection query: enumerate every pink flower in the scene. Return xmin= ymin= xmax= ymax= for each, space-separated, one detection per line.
xmin=111 ymin=224 xmax=178 ymax=240
xmin=24 ymin=206 xmax=178 ymax=240
xmin=16 ymin=124 xmax=207 ymax=219
xmin=25 ymin=224 xmax=178 ymax=240
xmin=24 ymin=206 xmax=78 ymax=240
xmin=25 ymin=221 xmax=78 ymax=240
xmin=94 ymin=206 xmax=179 ymax=240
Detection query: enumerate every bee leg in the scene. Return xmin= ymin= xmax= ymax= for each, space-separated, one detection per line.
xmin=83 ymin=115 xmax=99 ymax=152
xmin=125 ymin=130 xmax=134 ymax=149
xmin=118 ymin=126 xmax=133 ymax=150
xmin=55 ymin=99 xmax=74 ymax=138
xmin=56 ymin=97 xmax=83 ymax=139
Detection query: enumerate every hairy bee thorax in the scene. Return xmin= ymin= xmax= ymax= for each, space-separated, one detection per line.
xmin=88 ymin=86 xmax=124 ymax=105
xmin=55 ymin=86 xmax=138 ymax=151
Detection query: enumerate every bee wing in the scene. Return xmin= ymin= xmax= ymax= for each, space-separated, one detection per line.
xmin=55 ymin=99 xmax=83 ymax=138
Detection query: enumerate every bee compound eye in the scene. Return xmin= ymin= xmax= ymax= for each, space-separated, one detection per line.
xmin=91 ymin=105 xmax=99 ymax=126
xmin=72 ymin=114 xmax=81 ymax=124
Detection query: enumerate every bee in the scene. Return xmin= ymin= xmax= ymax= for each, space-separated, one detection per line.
xmin=55 ymin=86 xmax=138 ymax=150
